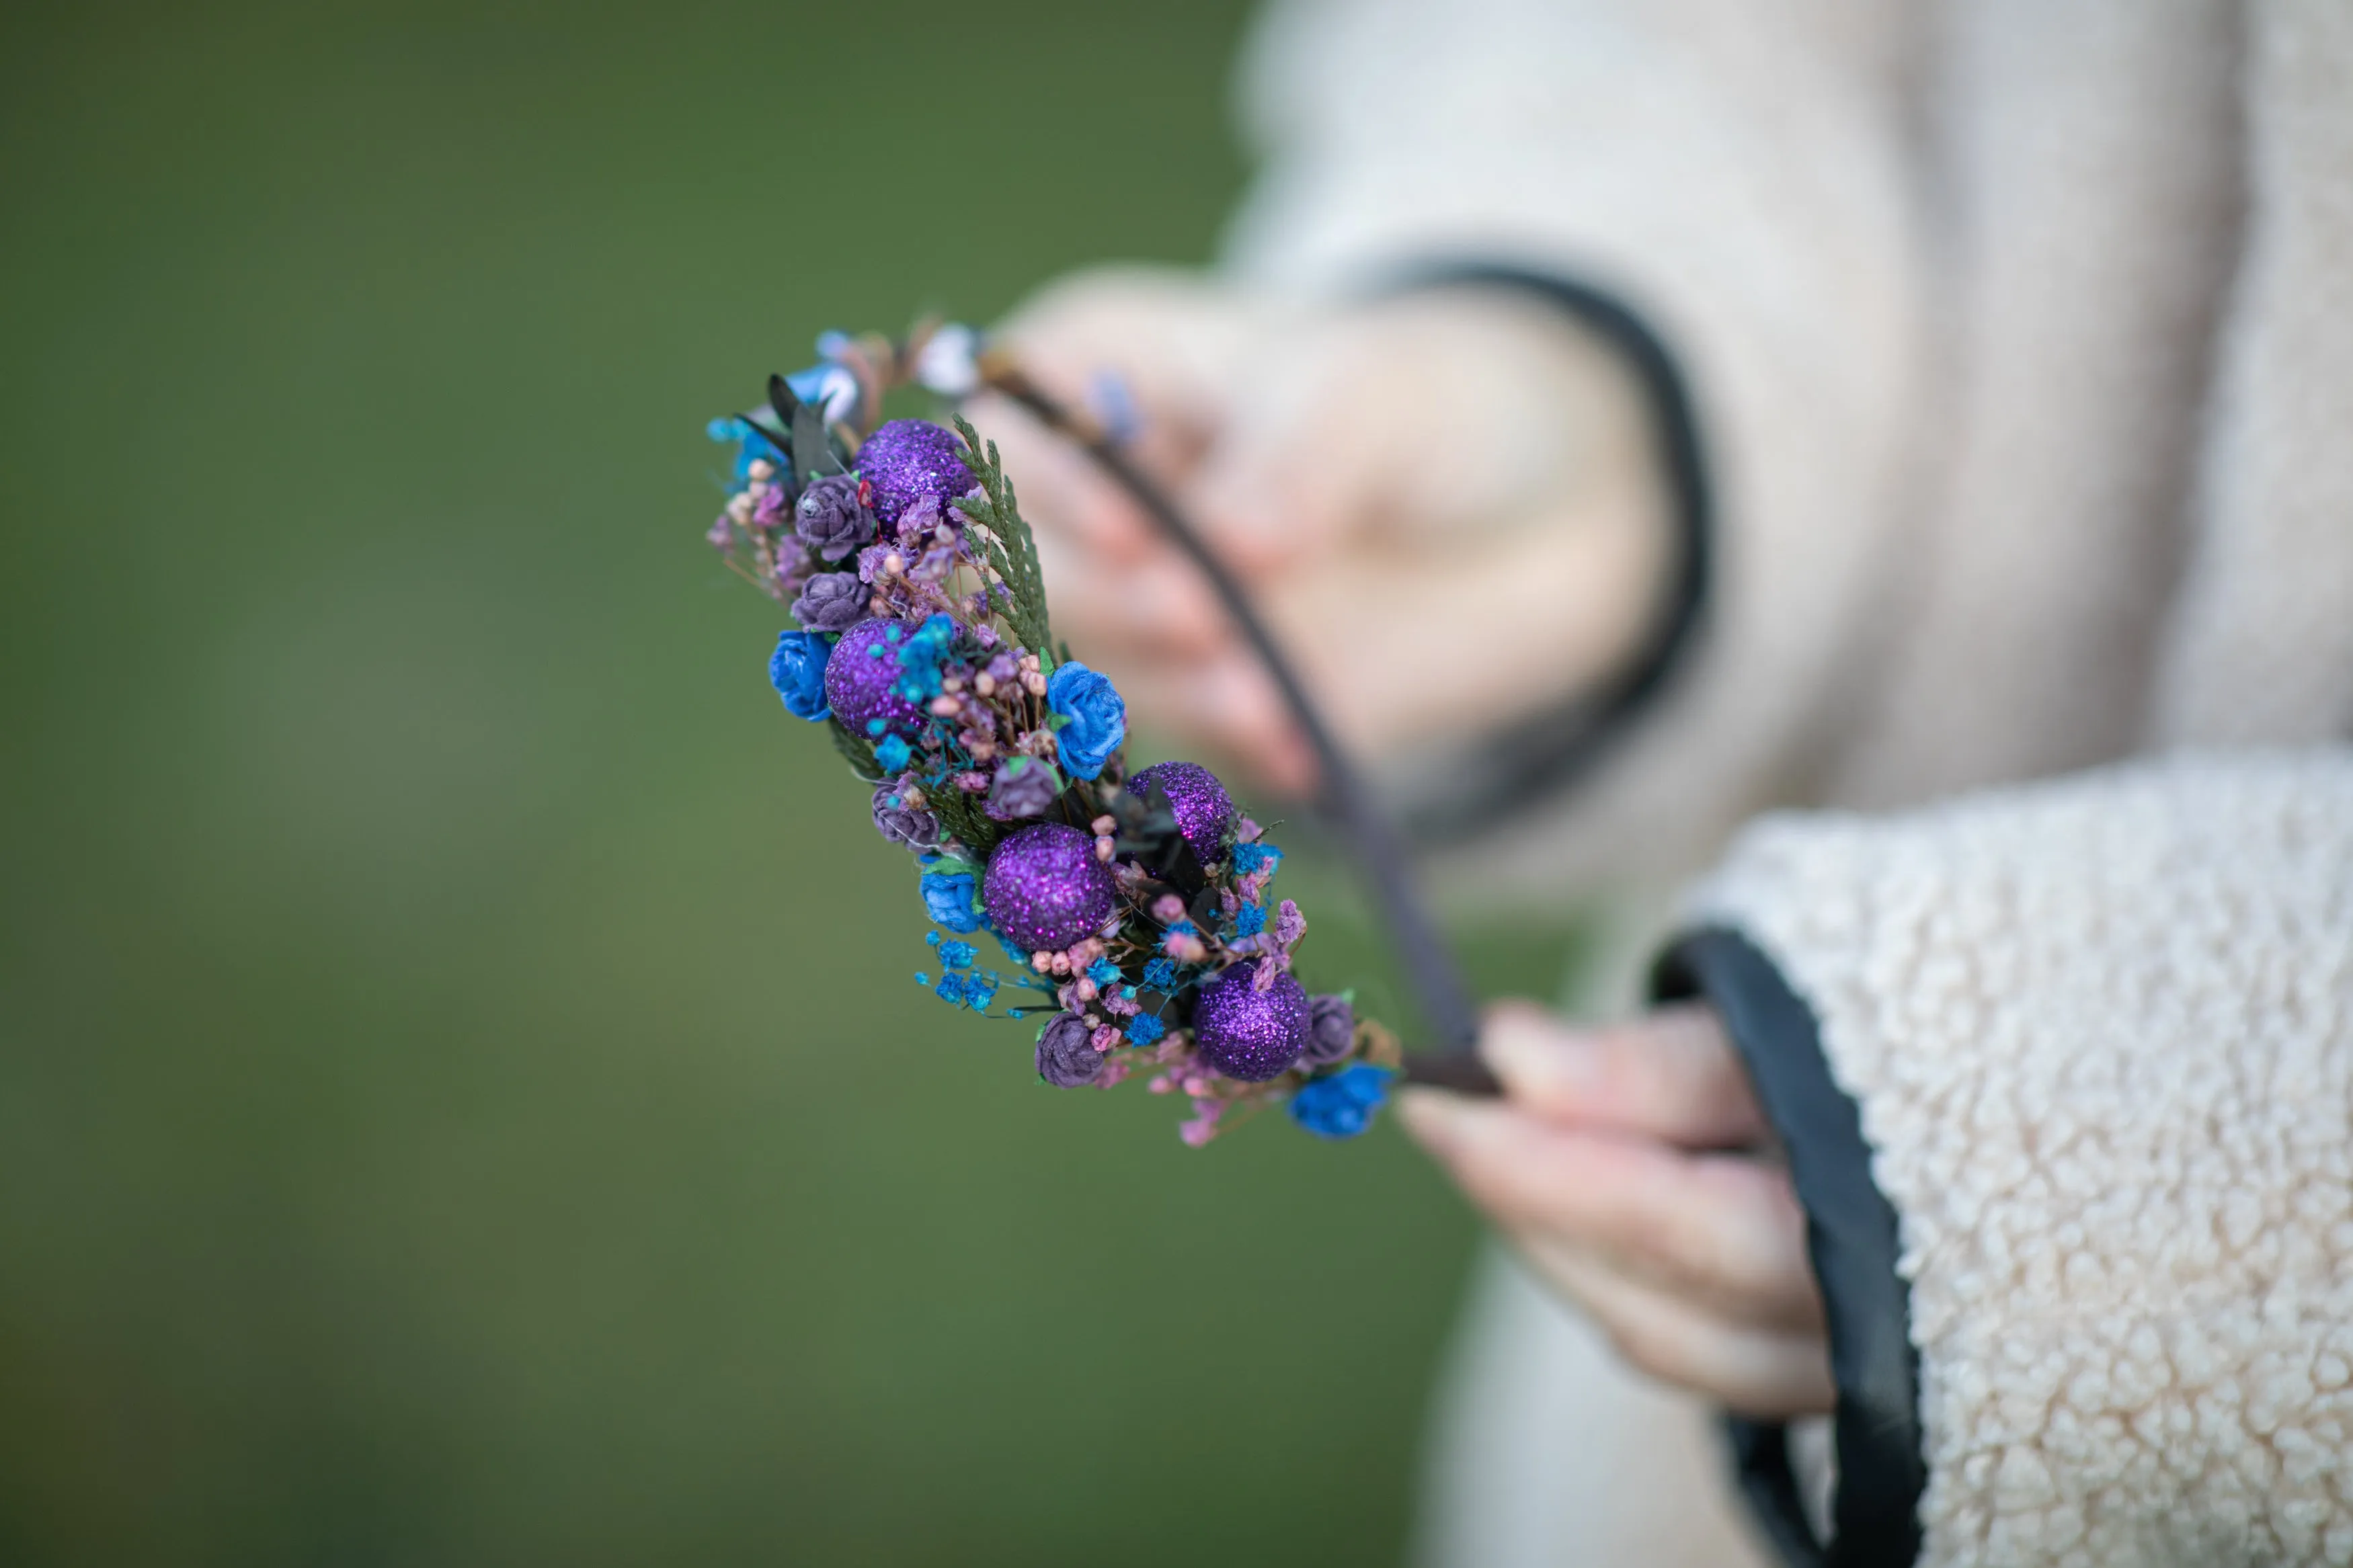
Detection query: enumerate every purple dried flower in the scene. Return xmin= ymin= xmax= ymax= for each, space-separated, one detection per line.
xmin=771 ymin=544 xmax=815 ymax=604
xmin=752 ymin=484 xmax=793 ymax=532
xmin=792 ymin=571 xmax=869 ymax=632
xmin=985 ymin=756 xmax=1062 ymax=821
xmin=795 ymin=473 xmax=877 ymax=563
xmin=705 ymin=513 xmax=733 ymax=550
xmin=1035 ymin=1012 xmax=1103 ymax=1087
xmin=894 ymin=493 xmax=946 ymax=548
xmin=1302 ymin=994 xmax=1355 ymax=1067
xmin=1273 ymin=898 xmax=1307 ymax=949
xmin=871 ymin=775 xmax=942 ymax=852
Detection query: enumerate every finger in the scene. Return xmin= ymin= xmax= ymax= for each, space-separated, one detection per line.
xmin=995 ymin=275 xmax=1240 ymax=454
xmin=989 ymin=265 xmax=1251 ymax=501
xmin=967 ymin=393 xmax=1162 ymax=565
xmin=1514 ymin=1241 xmax=1837 ymax=1419
xmin=1396 ymin=1091 xmax=1821 ymax=1333
xmin=1181 ymin=655 xmax=1318 ymax=797
xmin=1185 ymin=290 xmax=1627 ymax=573
xmin=979 ymin=367 xmax=1213 ymax=520
xmin=1113 ymin=656 xmax=1320 ymax=798
xmin=1185 ymin=405 xmax=1382 ymax=575
xmin=1031 ymin=540 xmax=1230 ymax=661
xmin=1238 ymin=492 xmax=1670 ymax=759
xmin=1478 ymin=1002 xmax=1767 ymax=1149
xmin=1184 ymin=333 xmax=1440 ymax=575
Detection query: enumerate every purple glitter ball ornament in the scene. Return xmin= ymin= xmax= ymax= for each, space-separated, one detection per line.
xmin=857 ymin=419 xmax=969 ymax=529
xmin=1192 ymin=960 xmax=1310 ymax=1082
xmin=823 ymin=618 xmax=926 ymax=741
xmin=983 ymin=823 xmax=1116 ymax=954
xmin=1127 ymin=761 xmax=1234 ymax=863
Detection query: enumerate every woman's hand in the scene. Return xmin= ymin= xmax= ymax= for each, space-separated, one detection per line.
xmin=975 ymin=268 xmax=1671 ymax=797
xmin=1398 ymin=1002 xmax=1835 ymax=1419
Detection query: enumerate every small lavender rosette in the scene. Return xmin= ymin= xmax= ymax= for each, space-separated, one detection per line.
xmin=700 ymin=327 xmax=1400 ymax=1144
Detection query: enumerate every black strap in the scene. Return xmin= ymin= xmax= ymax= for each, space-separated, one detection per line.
xmin=1652 ymin=927 xmax=1926 ymax=1568
xmin=1383 ymin=262 xmax=1714 ymax=841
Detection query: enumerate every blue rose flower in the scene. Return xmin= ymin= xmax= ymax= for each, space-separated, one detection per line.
xmin=920 ymin=870 xmax=983 ymax=933
xmin=1045 ymin=661 xmax=1126 ymax=781
xmin=1287 ymin=1064 xmax=1395 ymax=1140
xmin=769 ymin=630 xmax=833 ymax=722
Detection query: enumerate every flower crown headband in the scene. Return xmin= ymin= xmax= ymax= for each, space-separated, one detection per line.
xmin=699 ymin=322 xmax=1496 ymax=1145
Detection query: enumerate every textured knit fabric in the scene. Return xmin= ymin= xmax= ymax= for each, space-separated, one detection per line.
xmin=1690 ymin=751 xmax=2353 ymax=1566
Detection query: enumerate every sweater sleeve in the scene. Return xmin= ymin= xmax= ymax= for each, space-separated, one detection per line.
xmin=1221 ymin=0 xmax=1929 ymax=892
xmin=1658 ymin=749 xmax=2353 ymax=1567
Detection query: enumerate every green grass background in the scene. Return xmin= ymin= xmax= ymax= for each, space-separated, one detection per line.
xmin=0 ymin=4 xmax=1583 ymax=1561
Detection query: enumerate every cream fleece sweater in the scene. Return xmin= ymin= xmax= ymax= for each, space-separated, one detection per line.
xmin=1215 ymin=1 xmax=2353 ymax=1564
xmin=1691 ymin=751 xmax=2353 ymax=1567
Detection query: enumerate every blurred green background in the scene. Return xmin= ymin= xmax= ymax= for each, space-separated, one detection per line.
xmin=0 ymin=3 xmax=1579 ymax=1562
